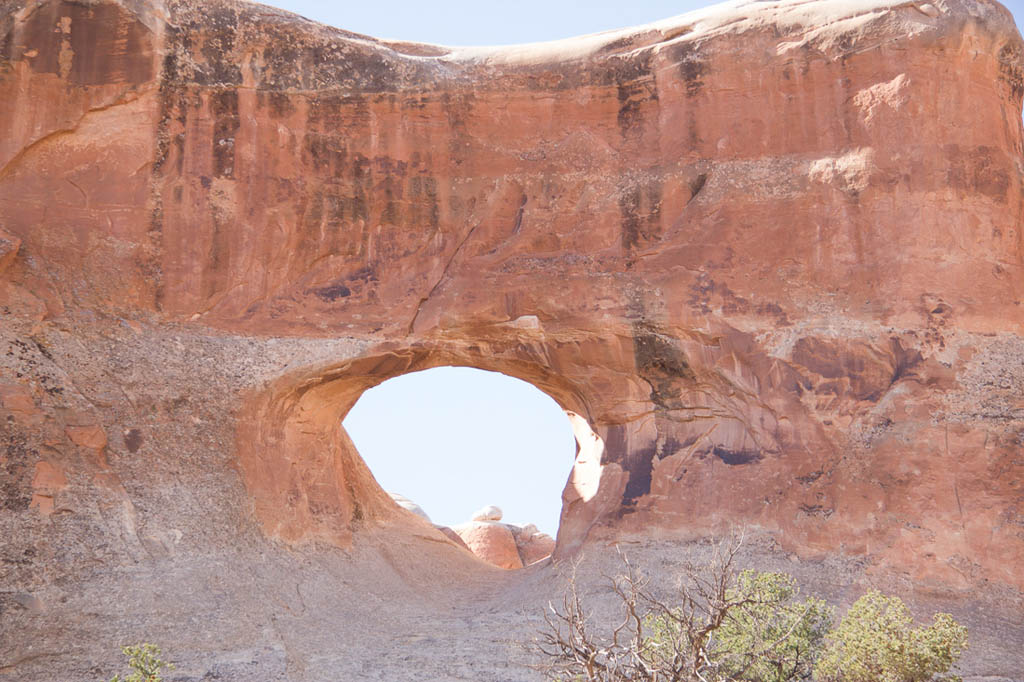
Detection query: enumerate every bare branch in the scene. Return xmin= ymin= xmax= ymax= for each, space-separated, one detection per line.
xmin=528 ymin=530 xmax=831 ymax=682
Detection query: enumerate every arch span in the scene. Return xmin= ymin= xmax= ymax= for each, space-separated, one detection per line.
xmin=235 ymin=334 xmax=636 ymax=558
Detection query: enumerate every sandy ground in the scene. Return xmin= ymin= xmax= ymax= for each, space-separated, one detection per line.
xmin=4 ymin=527 xmax=1021 ymax=682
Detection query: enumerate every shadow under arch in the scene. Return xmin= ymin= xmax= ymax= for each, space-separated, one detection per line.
xmin=235 ymin=335 xmax=632 ymax=562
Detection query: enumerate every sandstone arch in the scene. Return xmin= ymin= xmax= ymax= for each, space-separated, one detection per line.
xmin=1 ymin=0 xmax=1021 ymax=588
xmin=2 ymin=0 xmax=1024 ymax=676
xmin=0 ymin=0 xmax=1021 ymax=583
xmin=235 ymin=337 xmax=623 ymax=557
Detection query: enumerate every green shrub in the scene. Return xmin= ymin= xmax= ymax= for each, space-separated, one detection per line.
xmin=713 ymin=570 xmax=833 ymax=681
xmin=638 ymin=569 xmax=832 ymax=681
xmin=533 ymin=538 xmax=835 ymax=681
xmin=109 ymin=643 xmax=174 ymax=682
xmin=814 ymin=589 xmax=968 ymax=682
xmin=532 ymin=538 xmax=969 ymax=682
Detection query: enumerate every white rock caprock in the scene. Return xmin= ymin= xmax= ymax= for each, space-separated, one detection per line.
xmin=471 ymin=505 xmax=503 ymax=522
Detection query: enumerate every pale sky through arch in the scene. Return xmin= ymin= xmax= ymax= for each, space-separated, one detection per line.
xmin=343 ymin=368 xmax=576 ymax=535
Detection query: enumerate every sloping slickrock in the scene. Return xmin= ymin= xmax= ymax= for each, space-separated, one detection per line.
xmin=435 ymin=523 xmax=473 ymax=551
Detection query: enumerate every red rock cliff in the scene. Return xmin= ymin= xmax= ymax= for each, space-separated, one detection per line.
xmin=1 ymin=0 xmax=1023 ymax=636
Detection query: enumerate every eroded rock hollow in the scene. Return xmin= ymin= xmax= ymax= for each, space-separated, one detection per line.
xmin=1 ymin=0 xmax=1023 ymax=678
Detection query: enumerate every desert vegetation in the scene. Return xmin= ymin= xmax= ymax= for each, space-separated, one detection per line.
xmin=530 ymin=537 xmax=967 ymax=682
xmin=109 ymin=643 xmax=174 ymax=682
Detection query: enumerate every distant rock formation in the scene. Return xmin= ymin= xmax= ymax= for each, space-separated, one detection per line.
xmin=453 ymin=509 xmax=556 ymax=569
xmin=510 ymin=524 xmax=557 ymax=566
xmin=390 ymin=500 xmax=557 ymax=569
xmin=453 ymin=520 xmax=524 ymax=569
xmin=388 ymin=492 xmax=431 ymax=521
xmin=471 ymin=505 xmax=503 ymax=522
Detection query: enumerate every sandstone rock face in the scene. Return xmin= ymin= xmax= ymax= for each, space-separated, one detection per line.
xmin=514 ymin=527 xmax=557 ymax=566
xmin=0 ymin=227 xmax=20 ymax=274
xmin=1 ymin=0 xmax=1024 ymax=677
xmin=449 ymin=512 xmax=556 ymax=567
xmin=435 ymin=523 xmax=472 ymax=551
xmin=454 ymin=521 xmax=524 ymax=569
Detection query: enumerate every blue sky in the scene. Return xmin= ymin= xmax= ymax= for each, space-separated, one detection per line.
xmin=298 ymin=0 xmax=1024 ymax=535
xmin=344 ymin=368 xmax=574 ymax=534
xmin=268 ymin=0 xmax=1024 ymax=46
xmin=271 ymin=0 xmax=721 ymax=46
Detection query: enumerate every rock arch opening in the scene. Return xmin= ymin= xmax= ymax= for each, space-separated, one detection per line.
xmin=343 ymin=366 xmax=575 ymax=568
xmin=235 ymin=341 xmax=624 ymax=567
